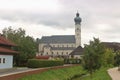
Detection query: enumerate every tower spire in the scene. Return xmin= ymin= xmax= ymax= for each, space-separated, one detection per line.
xmin=74 ymin=12 xmax=82 ymax=47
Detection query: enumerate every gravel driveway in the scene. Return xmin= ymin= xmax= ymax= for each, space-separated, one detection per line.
xmin=108 ymin=67 xmax=120 ymax=80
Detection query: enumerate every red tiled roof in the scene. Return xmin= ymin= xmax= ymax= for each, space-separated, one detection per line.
xmin=0 ymin=47 xmax=18 ymax=54
xmin=36 ymin=56 xmax=49 ymax=59
xmin=0 ymin=36 xmax=16 ymax=46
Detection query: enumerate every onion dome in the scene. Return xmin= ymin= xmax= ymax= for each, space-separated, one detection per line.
xmin=74 ymin=12 xmax=82 ymax=24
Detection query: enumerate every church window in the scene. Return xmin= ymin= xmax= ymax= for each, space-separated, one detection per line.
xmin=57 ymin=52 xmax=59 ymax=55
xmin=62 ymin=52 xmax=63 ymax=55
xmin=71 ymin=45 xmax=73 ymax=47
xmin=3 ymin=58 xmax=5 ymax=63
xmin=67 ymin=45 xmax=68 ymax=47
xmin=66 ymin=52 xmax=68 ymax=55
xmin=52 ymin=52 xmax=54 ymax=55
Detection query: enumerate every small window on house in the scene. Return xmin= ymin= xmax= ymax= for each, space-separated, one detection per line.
xmin=46 ymin=52 xmax=48 ymax=55
xmin=0 ymin=58 xmax=1 ymax=63
xmin=3 ymin=58 xmax=5 ymax=63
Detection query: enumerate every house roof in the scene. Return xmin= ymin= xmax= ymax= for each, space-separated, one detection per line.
xmin=0 ymin=35 xmax=16 ymax=46
xmin=0 ymin=35 xmax=18 ymax=55
xmin=70 ymin=46 xmax=83 ymax=55
xmin=39 ymin=35 xmax=75 ymax=43
xmin=0 ymin=47 xmax=18 ymax=54
xmin=102 ymin=42 xmax=120 ymax=51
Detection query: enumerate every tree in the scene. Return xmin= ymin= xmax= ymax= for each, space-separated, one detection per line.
xmin=82 ymin=38 xmax=106 ymax=78
xmin=2 ymin=27 xmax=37 ymax=66
xmin=102 ymin=48 xmax=114 ymax=67
xmin=114 ymin=51 xmax=120 ymax=70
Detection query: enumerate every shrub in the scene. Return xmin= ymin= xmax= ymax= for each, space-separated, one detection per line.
xmin=27 ymin=59 xmax=64 ymax=68
xmin=64 ymin=59 xmax=81 ymax=64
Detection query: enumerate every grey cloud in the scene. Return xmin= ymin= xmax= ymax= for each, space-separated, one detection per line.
xmin=0 ymin=0 xmax=120 ymax=41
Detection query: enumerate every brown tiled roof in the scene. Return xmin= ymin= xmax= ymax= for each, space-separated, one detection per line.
xmin=70 ymin=46 xmax=84 ymax=55
xmin=0 ymin=47 xmax=18 ymax=54
xmin=0 ymin=35 xmax=16 ymax=46
xmin=0 ymin=35 xmax=18 ymax=55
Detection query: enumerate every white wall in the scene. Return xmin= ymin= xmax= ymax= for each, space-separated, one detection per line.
xmin=38 ymin=43 xmax=76 ymax=56
xmin=0 ymin=54 xmax=13 ymax=69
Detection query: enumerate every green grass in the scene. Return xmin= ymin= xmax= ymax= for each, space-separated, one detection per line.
xmin=18 ymin=66 xmax=112 ymax=80
xmin=73 ymin=67 xmax=112 ymax=80
xmin=18 ymin=66 xmax=86 ymax=80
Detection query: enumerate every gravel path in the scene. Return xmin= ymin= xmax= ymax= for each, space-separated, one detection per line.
xmin=108 ymin=67 xmax=120 ymax=80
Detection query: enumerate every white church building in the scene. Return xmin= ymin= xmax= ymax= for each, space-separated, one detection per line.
xmin=37 ymin=12 xmax=82 ymax=58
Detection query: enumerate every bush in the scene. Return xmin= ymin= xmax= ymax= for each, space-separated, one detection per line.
xmin=27 ymin=59 xmax=64 ymax=68
xmin=64 ymin=59 xmax=81 ymax=64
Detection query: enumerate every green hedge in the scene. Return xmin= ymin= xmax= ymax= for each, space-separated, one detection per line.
xmin=64 ymin=59 xmax=81 ymax=64
xmin=27 ymin=59 xmax=64 ymax=68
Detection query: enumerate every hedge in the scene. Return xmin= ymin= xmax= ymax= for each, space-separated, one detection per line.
xmin=27 ymin=59 xmax=64 ymax=68
xmin=64 ymin=59 xmax=81 ymax=64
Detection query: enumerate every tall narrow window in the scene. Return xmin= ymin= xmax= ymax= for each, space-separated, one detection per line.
xmin=3 ymin=58 xmax=5 ymax=63
xmin=62 ymin=52 xmax=63 ymax=55
xmin=71 ymin=45 xmax=73 ymax=47
xmin=0 ymin=58 xmax=1 ymax=63
xmin=57 ymin=52 xmax=59 ymax=55
xmin=52 ymin=52 xmax=54 ymax=55
xmin=66 ymin=52 xmax=68 ymax=55
xmin=67 ymin=45 xmax=68 ymax=47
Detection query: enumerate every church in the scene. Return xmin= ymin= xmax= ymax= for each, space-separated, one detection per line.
xmin=37 ymin=12 xmax=83 ymax=58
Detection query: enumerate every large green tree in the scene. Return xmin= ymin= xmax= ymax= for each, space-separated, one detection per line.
xmin=2 ymin=27 xmax=37 ymax=66
xmin=83 ymin=38 xmax=106 ymax=78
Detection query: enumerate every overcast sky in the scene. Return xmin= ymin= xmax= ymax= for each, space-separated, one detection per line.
xmin=0 ymin=0 xmax=120 ymax=45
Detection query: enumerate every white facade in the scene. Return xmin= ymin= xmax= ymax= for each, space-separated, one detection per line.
xmin=38 ymin=43 xmax=75 ymax=56
xmin=0 ymin=54 xmax=13 ymax=69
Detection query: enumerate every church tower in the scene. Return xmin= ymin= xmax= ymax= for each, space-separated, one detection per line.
xmin=74 ymin=12 xmax=82 ymax=47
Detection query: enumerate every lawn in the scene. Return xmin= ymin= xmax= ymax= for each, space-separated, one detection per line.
xmin=18 ymin=66 xmax=112 ymax=80
xmin=18 ymin=66 xmax=86 ymax=80
xmin=73 ymin=67 xmax=112 ymax=80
